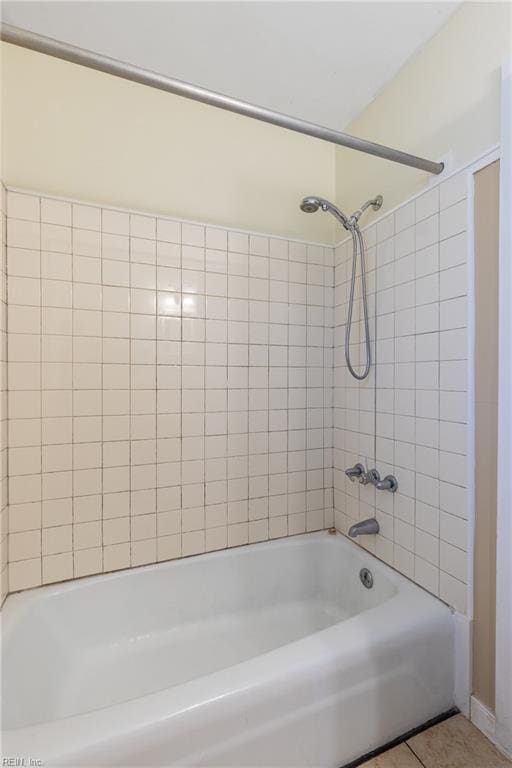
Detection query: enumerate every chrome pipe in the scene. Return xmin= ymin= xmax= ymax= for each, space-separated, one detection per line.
xmin=0 ymin=23 xmax=445 ymax=176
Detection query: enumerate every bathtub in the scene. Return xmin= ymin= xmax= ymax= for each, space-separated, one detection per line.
xmin=2 ymin=531 xmax=454 ymax=767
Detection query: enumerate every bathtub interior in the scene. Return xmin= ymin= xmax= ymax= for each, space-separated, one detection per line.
xmin=2 ymin=534 xmax=397 ymax=731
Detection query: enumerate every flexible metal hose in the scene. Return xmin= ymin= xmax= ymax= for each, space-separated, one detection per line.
xmin=345 ymin=225 xmax=371 ymax=380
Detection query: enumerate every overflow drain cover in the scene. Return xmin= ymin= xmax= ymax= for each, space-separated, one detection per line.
xmin=359 ymin=567 xmax=374 ymax=589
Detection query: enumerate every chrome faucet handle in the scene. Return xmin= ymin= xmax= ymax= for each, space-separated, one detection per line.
xmin=375 ymin=474 xmax=398 ymax=493
xmin=345 ymin=463 xmax=366 ymax=482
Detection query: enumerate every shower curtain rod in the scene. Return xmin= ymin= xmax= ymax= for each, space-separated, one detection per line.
xmin=1 ymin=23 xmax=444 ymax=176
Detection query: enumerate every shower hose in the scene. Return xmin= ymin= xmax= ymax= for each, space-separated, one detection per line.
xmin=345 ymin=224 xmax=371 ymax=380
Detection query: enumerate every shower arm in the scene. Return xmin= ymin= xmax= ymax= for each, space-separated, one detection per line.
xmin=349 ymin=196 xmax=382 ymax=223
xmin=0 ymin=23 xmax=444 ymax=176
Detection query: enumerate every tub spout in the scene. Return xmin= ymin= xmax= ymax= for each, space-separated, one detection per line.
xmin=348 ymin=518 xmax=379 ymax=538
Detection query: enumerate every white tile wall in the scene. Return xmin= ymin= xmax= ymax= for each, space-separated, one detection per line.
xmin=2 ymin=177 xmax=472 ymax=612
xmin=5 ymin=189 xmax=334 ymax=592
xmin=334 ymin=171 xmax=470 ymax=614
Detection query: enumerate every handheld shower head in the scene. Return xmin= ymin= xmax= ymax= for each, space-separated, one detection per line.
xmin=300 ymin=197 xmax=321 ymax=214
xmin=299 ymin=196 xmax=351 ymax=229
xmin=299 ymin=192 xmax=383 ymax=382
xmin=300 ymin=194 xmax=383 ymax=230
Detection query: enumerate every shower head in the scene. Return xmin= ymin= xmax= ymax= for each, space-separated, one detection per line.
xmin=299 ymin=196 xmax=351 ymax=229
xmin=300 ymin=196 xmax=322 ymax=214
xmin=299 ymin=192 xmax=383 ymax=382
xmin=300 ymin=194 xmax=384 ymax=231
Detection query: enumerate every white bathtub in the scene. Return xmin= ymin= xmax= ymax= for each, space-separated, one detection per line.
xmin=2 ymin=532 xmax=454 ymax=767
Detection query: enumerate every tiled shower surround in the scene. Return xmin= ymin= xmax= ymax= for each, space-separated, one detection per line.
xmin=2 ymin=172 xmax=470 ymax=615
xmin=334 ymin=171 xmax=469 ymax=614
xmin=4 ymin=190 xmax=334 ymax=593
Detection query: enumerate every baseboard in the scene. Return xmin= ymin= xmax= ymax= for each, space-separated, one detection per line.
xmin=470 ymin=696 xmax=512 ymax=760
xmin=470 ymin=695 xmax=496 ymax=741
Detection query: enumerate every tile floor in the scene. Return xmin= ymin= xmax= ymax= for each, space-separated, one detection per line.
xmin=360 ymin=714 xmax=511 ymax=767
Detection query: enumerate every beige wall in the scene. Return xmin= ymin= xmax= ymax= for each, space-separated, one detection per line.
xmin=2 ymin=3 xmax=509 ymax=242
xmin=335 ymin=2 xmax=510 ymax=218
xmin=0 ymin=43 xmax=335 ymax=244
xmin=473 ymin=160 xmax=500 ymax=711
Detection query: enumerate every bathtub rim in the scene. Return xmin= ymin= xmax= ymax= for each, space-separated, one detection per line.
xmin=1 ymin=529 xmax=447 ymax=613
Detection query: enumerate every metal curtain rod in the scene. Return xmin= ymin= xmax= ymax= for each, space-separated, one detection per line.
xmin=1 ymin=23 xmax=444 ymax=175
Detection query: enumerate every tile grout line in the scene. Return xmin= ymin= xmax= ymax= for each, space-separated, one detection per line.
xmin=404 ymin=741 xmax=428 ymax=768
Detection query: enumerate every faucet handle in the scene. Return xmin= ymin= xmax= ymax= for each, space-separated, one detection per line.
xmin=345 ymin=463 xmax=366 ymax=481
xmin=375 ymin=474 xmax=398 ymax=493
